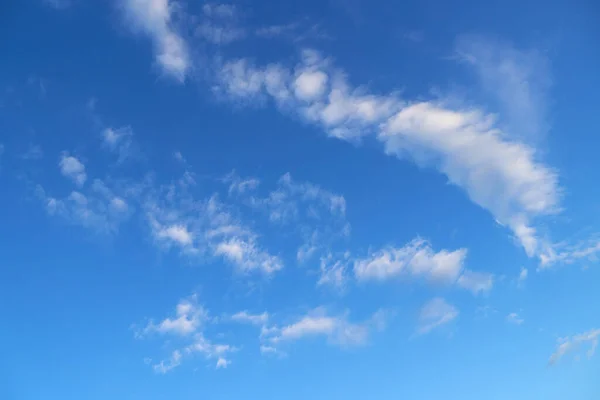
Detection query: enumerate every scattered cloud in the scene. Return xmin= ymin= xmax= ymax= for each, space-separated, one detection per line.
xmin=539 ymin=239 xmax=600 ymax=269
xmin=211 ymin=49 xmax=559 ymax=259
xmin=456 ymin=270 xmax=494 ymax=295
xmin=102 ymin=126 xmax=136 ymax=162
xmin=59 ymin=153 xmax=87 ymax=186
xmin=354 ymin=238 xmax=467 ymax=285
xmin=121 ymin=0 xmax=189 ymax=81
xmin=417 ymin=297 xmax=459 ymax=335
xmin=549 ymin=329 xmax=600 ymax=365
xmin=21 ymin=144 xmax=43 ymax=160
xmin=137 ymin=294 xmax=234 ymax=372
xmin=231 ymin=311 xmax=269 ymax=325
xmin=264 ymin=308 xmax=387 ymax=348
xmin=196 ymin=3 xmax=245 ymax=45
xmin=518 ymin=267 xmax=528 ymax=286
xmin=506 ymin=312 xmax=524 ymax=325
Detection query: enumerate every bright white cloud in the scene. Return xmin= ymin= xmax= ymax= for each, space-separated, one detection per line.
xmin=380 ymin=102 xmax=558 ymax=257
xmin=59 ymin=153 xmax=87 ymax=186
xmin=506 ymin=312 xmax=524 ymax=325
xmin=121 ymin=0 xmax=189 ymax=81
xmin=457 ymin=270 xmax=494 ymax=295
xmin=354 ymin=238 xmax=467 ymax=284
xmin=417 ymin=297 xmax=459 ymax=335
xmin=549 ymin=329 xmax=600 ymax=365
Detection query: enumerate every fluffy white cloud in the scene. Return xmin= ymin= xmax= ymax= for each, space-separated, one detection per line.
xmin=549 ymin=329 xmax=600 ymax=365
xmin=506 ymin=312 xmax=524 ymax=325
xmin=294 ymin=70 xmax=328 ymax=101
xmin=59 ymin=153 xmax=86 ymax=186
xmin=417 ymin=297 xmax=458 ymax=334
xmin=456 ymin=270 xmax=494 ymax=295
xmin=354 ymin=239 xmax=467 ymax=284
xmin=121 ymin=0 xmax=189 ymax=81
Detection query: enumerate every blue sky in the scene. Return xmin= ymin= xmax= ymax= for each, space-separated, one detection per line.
xmin=1 ymin=0 xmax=599 ymax=399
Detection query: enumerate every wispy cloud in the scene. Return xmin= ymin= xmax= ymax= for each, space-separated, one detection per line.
xmin=416 ymin=297 xmax=458 ymax=335
xmin=506 ymin=312 xmax=525 ymax=325
xmin=263 ymin=307 xmax=388 ymax=349
xmin=549 ymin=329 xmax=600 ymax=365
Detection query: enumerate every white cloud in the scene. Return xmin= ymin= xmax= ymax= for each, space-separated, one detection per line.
xmin=59 ymin=153 xmax=87 ymax=186
xmin=506 ymin=312 xmax=524 ymax=325
xmin=121 ymin=0 xmax=189 ymax=81
xmin=549 ymin=329 xmax=600 ymax=365
xmin=266 ymin=308 xmax=386 ymax=348
xmin=380 ymin=102 xmax=558 ymax=257
xmin=417 ymin=297 xmax=459 ymax=335
xmin=214 ymin=237 xmax=283 ymax=275
xmin=158 ymin=224 xmax=194 ymax=246
xmin=211 ymin=50 xmax=559 ymax=258
xmin=153 ymin=350 xmax=182 ymax=374
xmin=539 ymin=239 xmax=600 ymax=268
xmin=354 ymin=238 xmax=467 ymax=284
xmin=456 ymin=270 xmax=494 ymax=295
xmin=294 ymin=70 xmax=328 ymax=101
xmin=231 ymin=311 xmax=269 ymax=325
xmin=216 ymin=357 xmax=230 ymax=368
xmin=141 ymin=295 xmax=205 ymax=336
xmin=35 ymin=179 xmax=131 ymax=233
xmin=139 ymin=295 xmax=234 ymax=372
xmin=318 ymin=254 xmax=349 ymax=290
